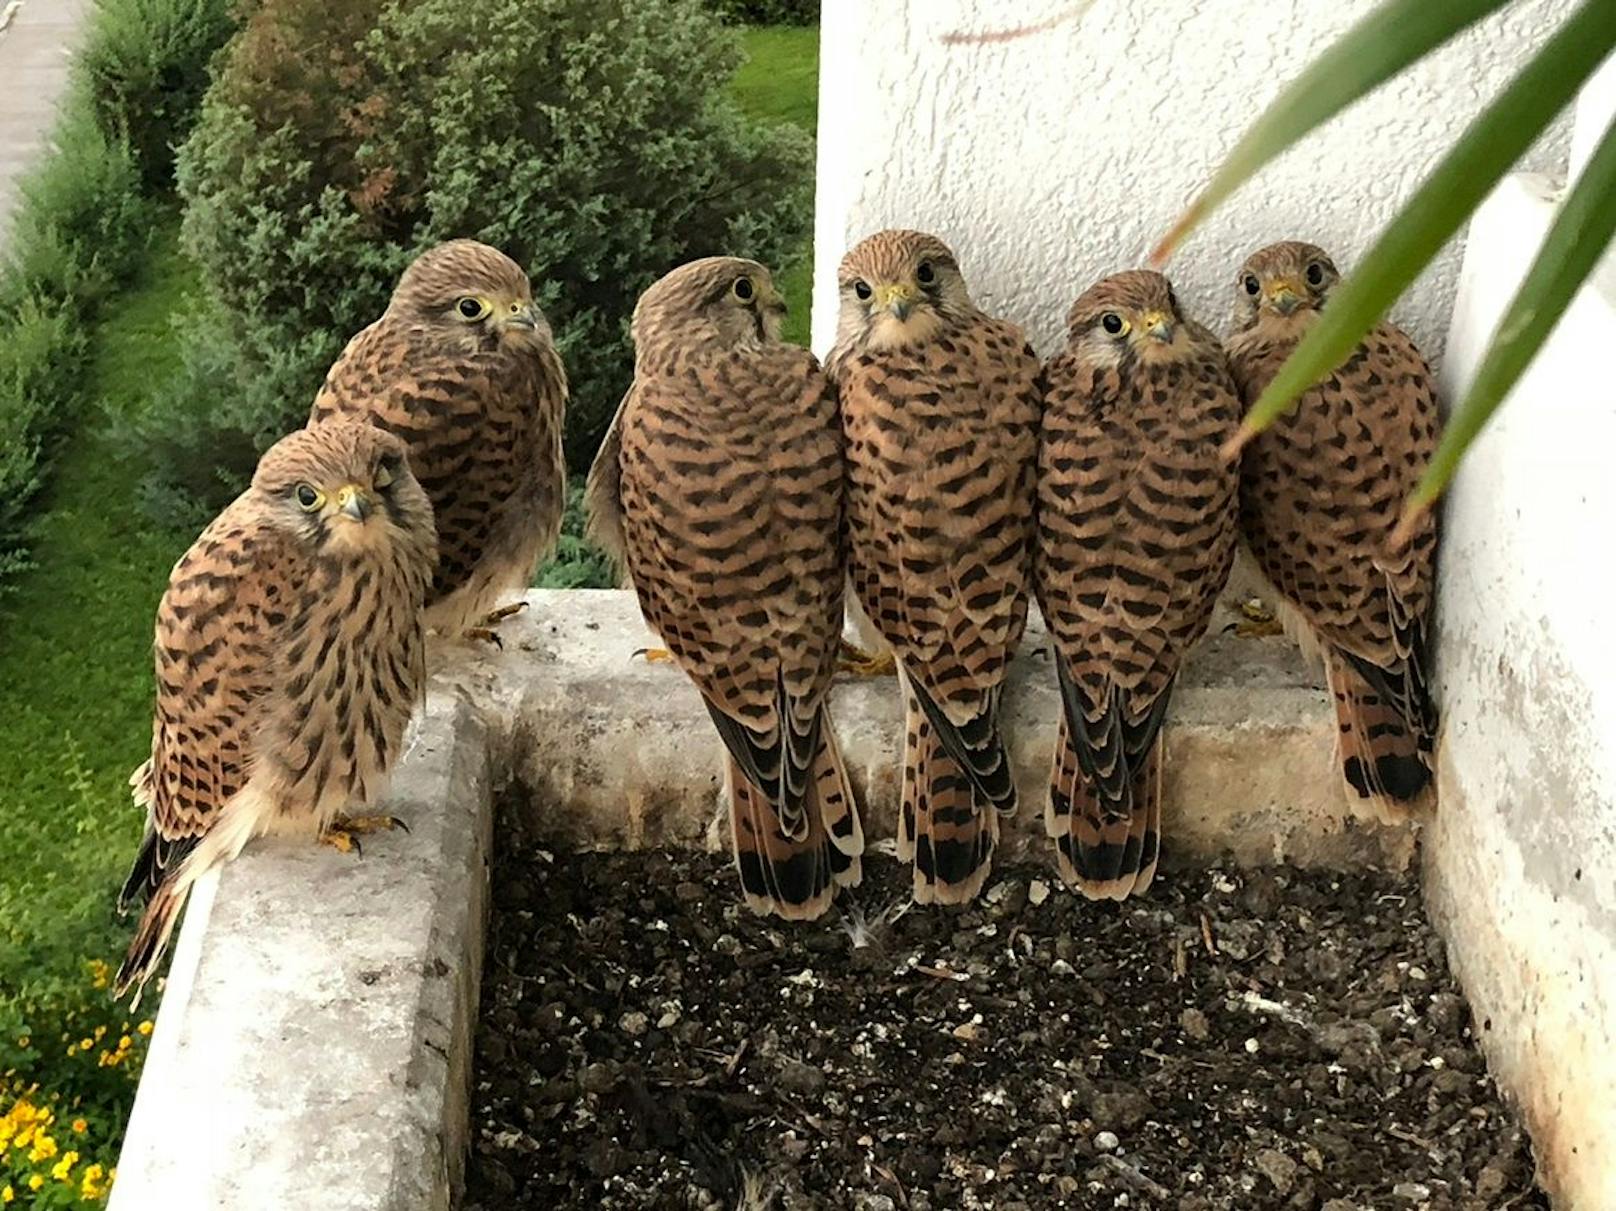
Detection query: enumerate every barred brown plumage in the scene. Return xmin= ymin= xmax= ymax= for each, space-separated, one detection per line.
xmin=588 ymin=257 xmax=863 ymax=920
xmin=115 ymin=422 xmax=436 ymax=999
xmin=1226 ymin=241 xmax=1441 ymax=820
xmin=310 ymin=240 xmax=568 ymax=641
xmin=1036 ymin=270 xmax=1241 ymax=900
xmin=829 ymin=229 xmax=1040 ymax=906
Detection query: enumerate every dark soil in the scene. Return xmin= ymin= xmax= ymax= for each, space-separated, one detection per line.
xmin=465 ymin=830 xmax=1546 ymax=1211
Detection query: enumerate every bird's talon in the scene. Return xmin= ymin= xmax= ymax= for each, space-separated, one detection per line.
xmin=481 ymin=602 xmax=527 ymax=625
xmin=464 ymin=626 xmax=503 ymax=648
xmin=836 ymin=640 xmax=897 ymax=678
xmin=321 ymin=813 xmax=407 ymax=856
xmin=633 ymin=647 xmax=675 ymax=665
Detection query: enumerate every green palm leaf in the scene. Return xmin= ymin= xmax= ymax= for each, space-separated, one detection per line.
xmin=1151 ymin=0 xmax=1513 ymax=263
xmin=1226 ymin=0 xmax=1616 ymax=457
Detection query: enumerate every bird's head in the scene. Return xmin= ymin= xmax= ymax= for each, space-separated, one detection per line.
xmin=1064 ymin=269 xmax=1201 ymax=369
xmin=253 ymin=422 xmax=434 ymax=560
xmin=835 ymin=228 xmax=973 ymax=354
xmin=630 ymin=256 xmax=786 ymax=362
xmin=390 ymin=239 xmax=551 ymax=354
xmin=1234 ymin=241 xmax=1338 ymax=331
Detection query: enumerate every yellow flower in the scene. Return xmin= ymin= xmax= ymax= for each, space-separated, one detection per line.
xmin=79 ymin=1039 xmax=93 ymax=1052
xmin=27 ymin=1175 xmax=42 ymax=1192
xmin=1 ymin=1182 xmax=12 ymax=1202
xmin=14 ymin=1038 xmax=27 ymax=1050
xmin=72 ymin=1118 xmax=87 ymax=1134
xmin=29 ymin=1131 xmax=58 ymax=1160
xmin=52 ymin=1149 xmax=79 ymax=1181
xmin=93 ymin=1026 xmax=107 ymax=1041
xmin=137 ymin=1021 xmax=153 ymax=1037
xmin=81 ymin=1166 xmax=107 ymax=1201
xmin=118 ymin=1037 xmax=132 ymax=1052
xmin=89 ymin=959 xmax=111 ymax=990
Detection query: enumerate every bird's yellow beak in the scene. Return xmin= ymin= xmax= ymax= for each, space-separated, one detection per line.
xmin=501 ymin=300 xmax=539 ymax=331
xmin=1141 ymin=310 xmax=1175 ymax=343
xmin=874 ymin=282 xmax=919 ymax=321
xmin=760 ymin=280 xmax=787 ymax=313
xmin=335 ymin=484 xmax=374 ymax=522
xmin=1263 ymin=280 xmax=1304 ymax=316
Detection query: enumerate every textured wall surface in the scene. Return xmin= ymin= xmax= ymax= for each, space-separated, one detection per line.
xmin=811 ymin=0 xmax=1576 ymax=360
xmin=1424 ymin=165 xmax=1616 ymax=1209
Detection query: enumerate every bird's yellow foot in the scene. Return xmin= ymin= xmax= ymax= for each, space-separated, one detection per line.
xmin=462 ymin=602 xmax=527 ymax=648
xmin=837 ymin=640 xmax=897 ymax=677
xmin=320 ymin=814 xmax=408 ymax=856
xmin=633 ymin=647 xmax=675 ymax=665
xmin=1232 ymin=597 xmax=1284 ymax=638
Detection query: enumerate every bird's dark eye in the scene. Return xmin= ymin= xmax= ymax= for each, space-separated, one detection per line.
xmin=456 ymin=296 xmax=489 ymax=320
xmin=916 ymin=261 xmax=935 ymax=285
xmin=295 ymin=484 xmax=321 ymax=511
xmin=1306 ymin=262 xmax=1325 ymax=287
xmin=1101 ymin=313 xmax=1125 ymax=335
xmin=1243 ymin=274 xmax=1261 ymax=297
xmin=853 ymin=280 xmax=872 ymax=302
xmin=732 ymin=276 xmax=754 ymax=302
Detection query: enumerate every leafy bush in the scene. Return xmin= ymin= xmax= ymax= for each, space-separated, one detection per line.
xmin=131 ymin=0 xmax=814 ymax=523
xmin=0 ymin=301 xmax=84 ymax=588
xmin=0 ymin=0 xmax=235 ymax=591
xmin=0 ymin=107 xmax=146 ymax=589
xmin=76 ymin=0 xmax=237 ymax=192
xmin=709 ymin=0 xmax=819 ymax=26
xmin=533 ymin=486 xmax=617 ymax=590
xmin=0 ymin=108 xmax=148 ymax=313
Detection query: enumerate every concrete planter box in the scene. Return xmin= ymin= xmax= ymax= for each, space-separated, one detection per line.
xmin=111 ymin=584 xmax=1392 ymax=1209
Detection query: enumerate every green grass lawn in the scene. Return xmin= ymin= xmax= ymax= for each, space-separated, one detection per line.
xmin=0 ymin=25 xmax=819 ymax=1129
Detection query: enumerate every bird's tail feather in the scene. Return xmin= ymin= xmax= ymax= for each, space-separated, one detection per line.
xmin=1046 ymin=715 xmax=1158 ymax=901
xmin=113 ymin=881 xmax=186 ymax=1003
xmin=728 ymin=714 xmax=862 ymax=919
xmin=899 ymin=691 xmax=998 ymax=905
xmin=1326 ymin=648 xmax=1435 ymax=820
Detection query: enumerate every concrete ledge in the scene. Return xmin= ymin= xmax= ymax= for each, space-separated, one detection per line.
xmin=461 ymin=586 xmax=1413 ymax=872
xmin=110 ymin=694 xmax=493 ymax=1211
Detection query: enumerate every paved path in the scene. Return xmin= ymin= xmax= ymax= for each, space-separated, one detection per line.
xmin=0 ymin=0 xmax=92 ymax=234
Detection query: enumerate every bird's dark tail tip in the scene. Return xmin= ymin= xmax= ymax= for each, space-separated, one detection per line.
xmin=113 ymin=882 xmax=187 ymax=1002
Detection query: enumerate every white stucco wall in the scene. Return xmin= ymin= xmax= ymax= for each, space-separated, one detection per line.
xmin=812 ymin=0 xmax=1576 ymax=359
xmin=1422 ymin=76 xmax=1616 ymax=1210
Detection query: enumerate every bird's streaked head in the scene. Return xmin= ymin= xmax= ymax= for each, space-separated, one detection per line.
xmin=390 ymin=239 xmax=551 ymax=353
xmin=836 ymin=229 xmax=973 ymax=353
xmin=1234 ymin=241 xmax=1339 ymax=330
xmin=254 ymin=422 xmax=435 ymax=559
xmin=1064 ymin=269 xmax=1203 ymax=369
xmin=631 ymin=257 xmax=786 ymax=362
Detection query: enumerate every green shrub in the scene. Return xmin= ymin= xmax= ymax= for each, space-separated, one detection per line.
xmin=0 ymin=107 xmax=148 ymax=313
xmin=0 ymin=0 xmax=231 ymax=595
xmin=710 ymin=0 xmax=819 ymax=26
xmin=0 ymin=300 xmax=82 ymax=584
xmin=533 ymin=485 xmax=617 ymax=590
xmin=131 ymin=0 xmax=813 ymax=521
xmin=76 ymin=0 xmax=237 ymax=192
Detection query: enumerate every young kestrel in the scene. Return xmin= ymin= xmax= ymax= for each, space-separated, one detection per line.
xmin=828 ymin=229 xmax=1041 ymax=906
xmin=1037 ymin=271 xmax=1241 ymax=900
xmin=587 ymin=257 xmax=863 ymax=920
xmin=115 ymin=422 xmax=436 ymax=999
xmin=310 ymin=239 xmax=567 ymax=643
xmin=1226 ymin=241 xmax=1440 ymax=818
